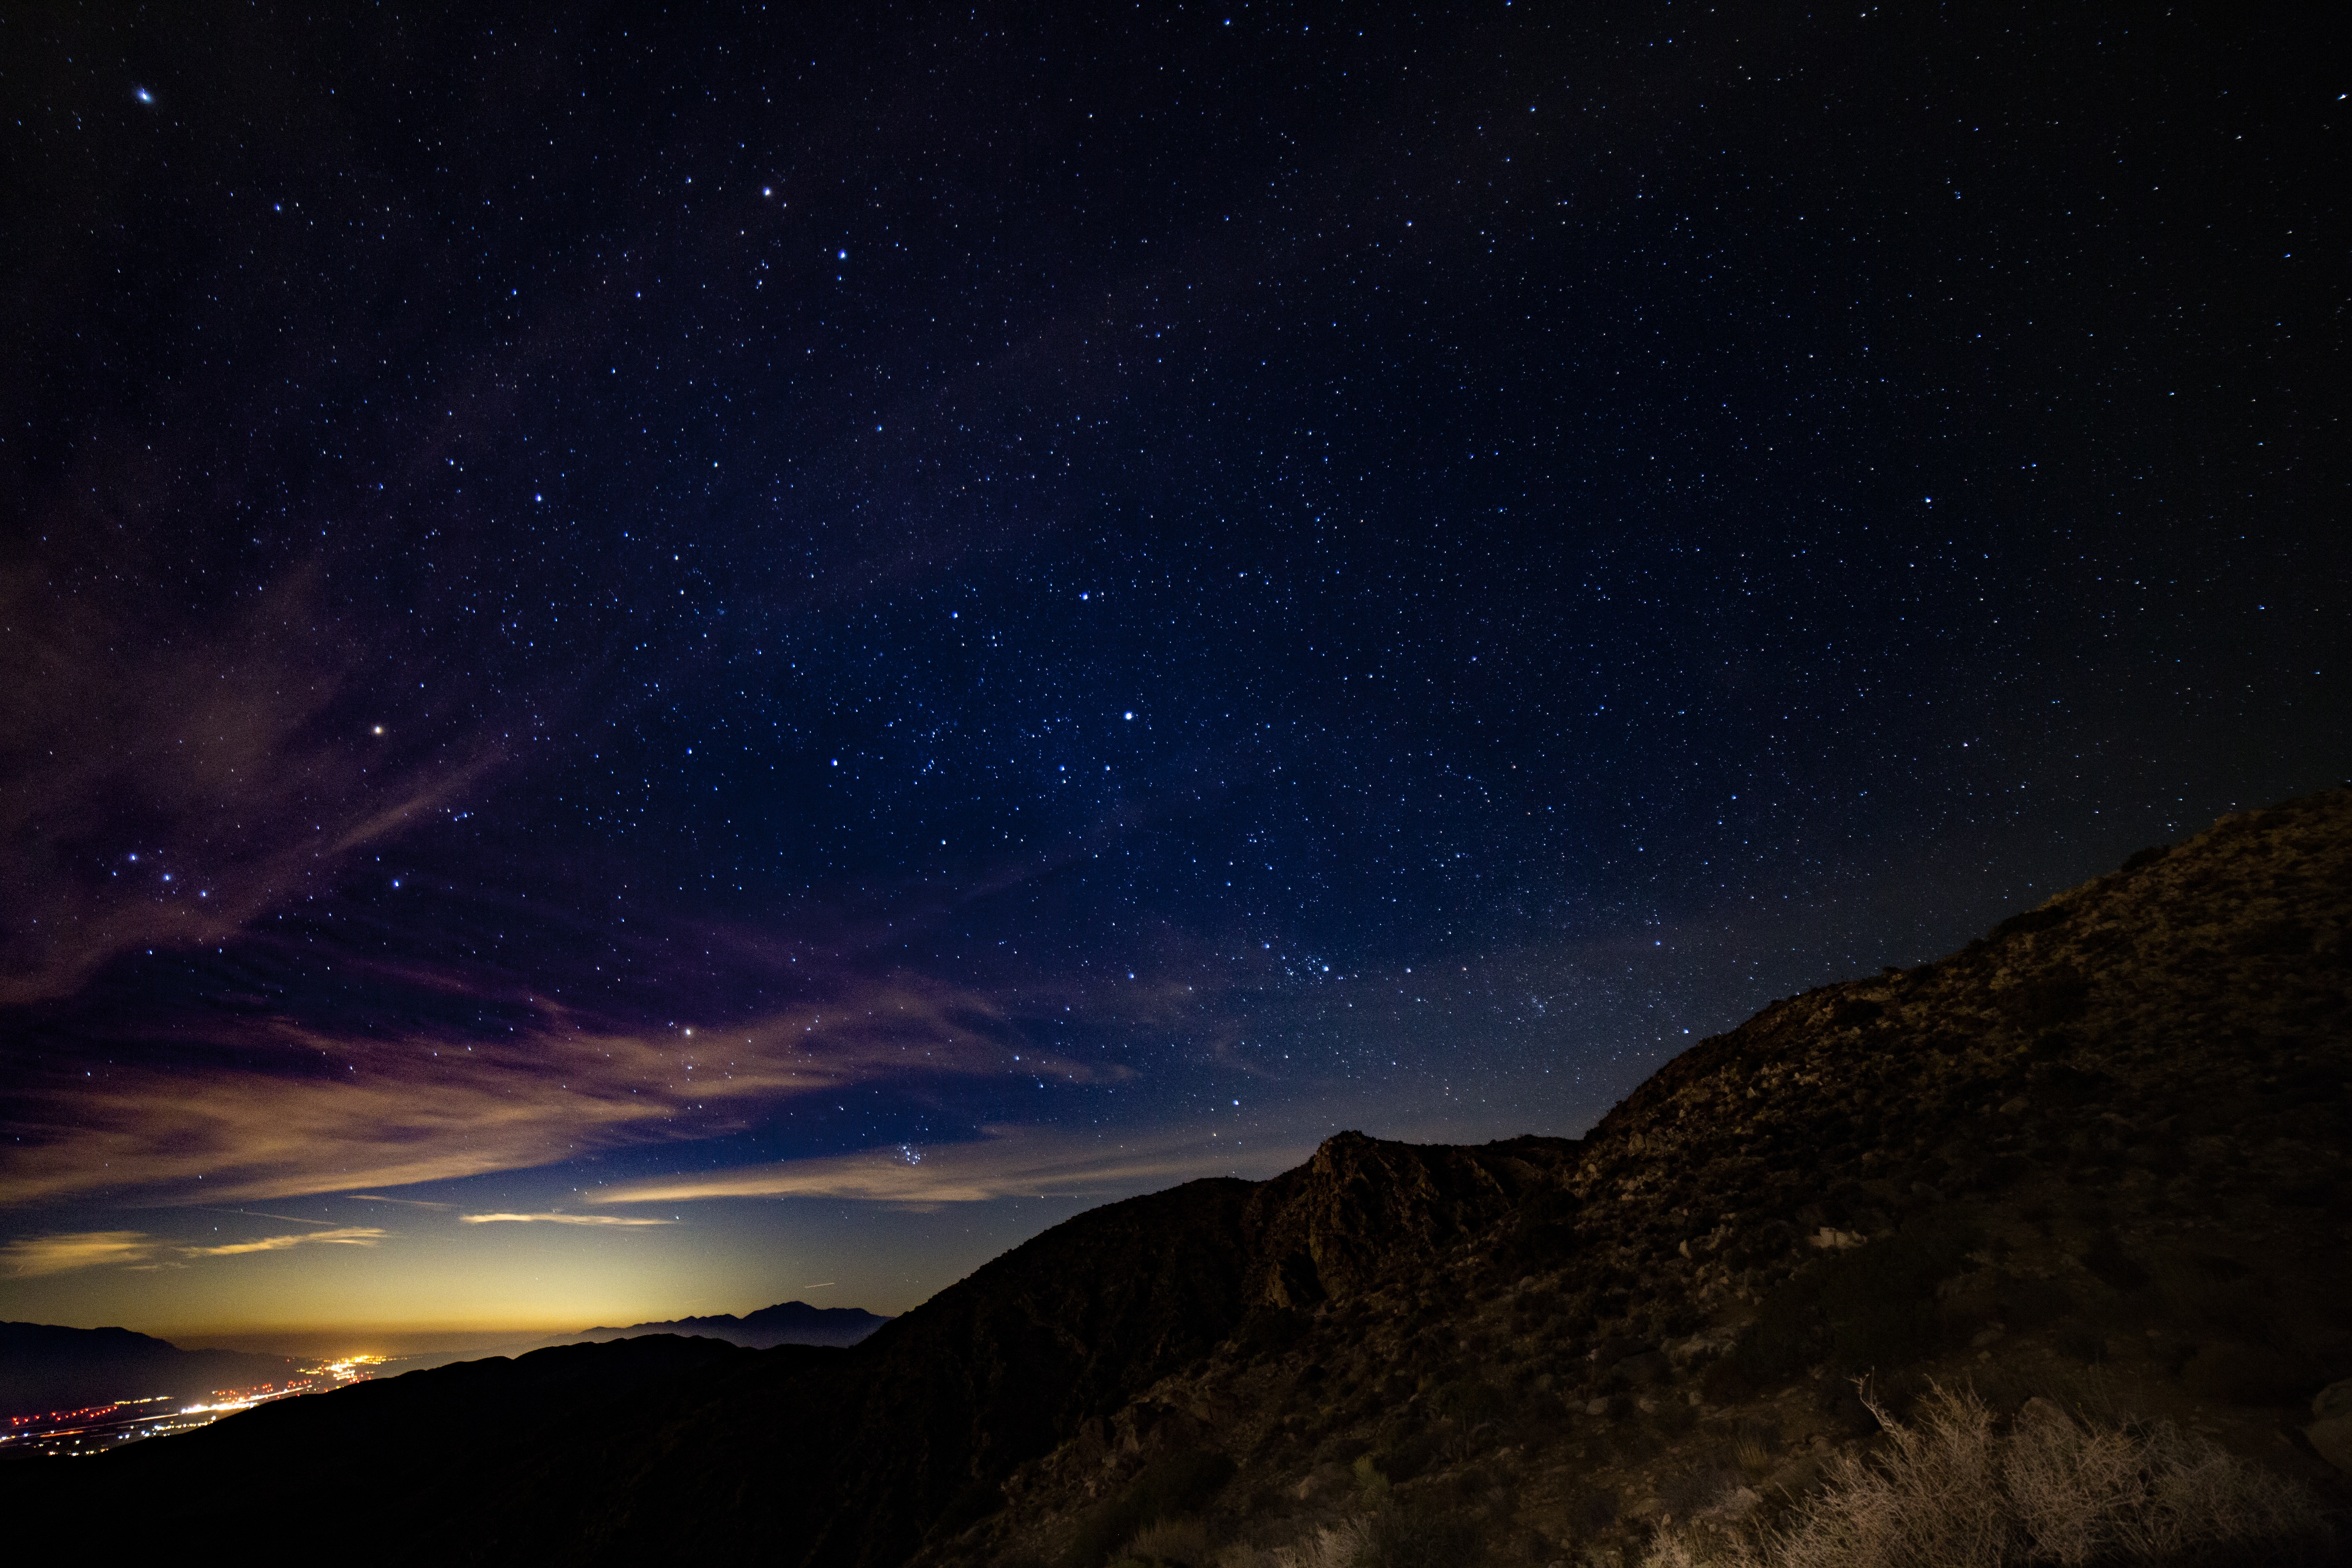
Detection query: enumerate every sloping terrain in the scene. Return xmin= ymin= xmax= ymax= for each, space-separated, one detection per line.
xmin=952 ymin=787 xmax=2352 ymax=1566
xmin=7 ymin=787 xmax=2347 ymax=1565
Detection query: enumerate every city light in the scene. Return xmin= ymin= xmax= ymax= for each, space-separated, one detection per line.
xmin=0 ymin=1356 xmax=385 ymax=1459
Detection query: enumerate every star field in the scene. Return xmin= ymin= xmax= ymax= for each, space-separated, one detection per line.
xmin=0 ymin=2 xmax=2343 ymax=1333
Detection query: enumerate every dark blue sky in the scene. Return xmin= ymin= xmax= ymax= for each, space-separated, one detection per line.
xmin=2 ymin=1 xmax=2343 ymax=1334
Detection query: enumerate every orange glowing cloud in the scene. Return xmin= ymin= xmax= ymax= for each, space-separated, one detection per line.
xmin=597 ymin=1122 xmax=1310 ymax=1210
xmin=1 ymin=1224 xmax=389 ymax=1276
xmin=180 ymin=1225 xmax=387 ymax=1256
xmin=459 ymin=1213 xmax=673 ymax=1226
xmin=0 ymin=1229 xmax=158 ymax=1277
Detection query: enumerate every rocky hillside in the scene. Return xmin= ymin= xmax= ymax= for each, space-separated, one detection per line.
xmin=9 ymin=788 xmax=2348 ymax=1565
xmin=942 ymin=788 xmax=2352 ymax=1566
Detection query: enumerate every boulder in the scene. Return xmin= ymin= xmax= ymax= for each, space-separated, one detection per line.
xmin=2307 ymin=1378 xmax=2352 ymax=1475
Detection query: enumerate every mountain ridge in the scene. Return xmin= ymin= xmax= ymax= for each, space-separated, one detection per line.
xmin=0 ymin=1322 xmax=300 ymax=1419
xmin=556 ymin=1298 xmax=890 ymax=1349
xmin=7 ymin=786 xmax=2347 ymax=1565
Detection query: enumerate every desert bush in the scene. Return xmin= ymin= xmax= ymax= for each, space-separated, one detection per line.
xmin=1263 ymin=1518 xmax=1372 ymax=1568
xmin=1639 ymin=1535 xmax=1714 ymax=1568
xmin=1817 ymin=1378 xmax=1880 ymax=1439
xmin=1360 ymin=1505 xmax=1482 ymax=1568
xmin=1121 ymin=1514 xmax=1213 ymax=1566
xmin=1659 ymin=1459 xmax=1741 ymax=1520
xmin=1196 ymin=1507 xmax=1460 ymax=1568
xmin=1063 ymin=1450 xmax=1238 ymax=1568
xmin=1638 ymin=1383 xmax=2332 ymax=1567
xmin=1313 ymin=1433 xmax=1372 ymax=1467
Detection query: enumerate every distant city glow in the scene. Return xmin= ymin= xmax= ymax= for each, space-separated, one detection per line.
xmin=0 ymin=1356 xmax=383 ymax=1459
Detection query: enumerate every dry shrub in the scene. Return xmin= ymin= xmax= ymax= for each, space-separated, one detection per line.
xmin=1638 ymin=1535 xmax=1710 ymax=1568
xmin=1208 ymin=1521 xmax=1370 ymax=1568
xmin=1765 ymin=1384 xmax=2009 ymax=1568
xmin=1359 ymin=1506 xmax=1482 ymax=1568
xmin=1636 ymin=1383 xmax=2330 ymax=1568
xmin=1215 ymin=1508 xmax=1479 ymax=1568
xmin=1124 ymin=1515 xmax=1212 ymax=1566
xmin=1264 ymin=1518 xmax=1372 ymax=1568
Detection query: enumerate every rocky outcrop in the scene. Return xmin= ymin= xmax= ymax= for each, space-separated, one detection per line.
xmin=1240 ymin=1132 xmax=1579 ymax=1310
xmin=2311 ymin=1378 xmax=2352 ymax=1475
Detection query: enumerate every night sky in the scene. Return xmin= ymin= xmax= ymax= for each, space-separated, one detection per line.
xmin=3 ymin=3 xmax=2343 ymax=1346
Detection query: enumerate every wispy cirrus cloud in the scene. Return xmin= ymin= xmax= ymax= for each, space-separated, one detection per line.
xmin=459 ymin=1212 xmax=672 ymax=1227
xmin=598 ymin=1123 xmax=1309 ymax=1210
xmin=0 ymin=977 xmax=1111 ymax=1207
xmin=0 ymin=1229 xmax=157 ymax=1277
xmin=0 ymin=562 xmax=503 ymax=1007
xmin=1 ymin=1224 xmax=386 ymax=1276
xmin=181 ymin=1225 xmax=387 ymax=1256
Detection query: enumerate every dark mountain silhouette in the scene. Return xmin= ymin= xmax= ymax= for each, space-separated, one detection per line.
xmin=0 ymin=1323 xmax=300 ymax=1418
xmin=555 ymin=1298 xmax=889 ymax=1348
xmin=7 ymin=787 xmax=2348 ymax=1565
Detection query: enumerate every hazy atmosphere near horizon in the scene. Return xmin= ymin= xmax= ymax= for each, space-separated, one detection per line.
xmin=3 ymin=3 xmax=2343 ymax=1352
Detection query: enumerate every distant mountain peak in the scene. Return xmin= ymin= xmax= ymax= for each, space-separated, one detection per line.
xmin=566 ymin=1299 xmax=889 ymax=1349
xmin=0 ymin=1322 xmax=297 ymax=1419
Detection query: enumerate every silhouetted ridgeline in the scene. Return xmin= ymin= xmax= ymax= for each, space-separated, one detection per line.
xmin=555 ymin=1298 xmax=890 ymax=1349
xmin=7 ymin=788 xmax=2347 ymax=1566
xmin=0 ymin=1323 xmax=297 ymax=1418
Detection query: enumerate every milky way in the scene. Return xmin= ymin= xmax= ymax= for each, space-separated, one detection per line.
xmin=2 ymin=4 xmax=2342 ymax=1334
